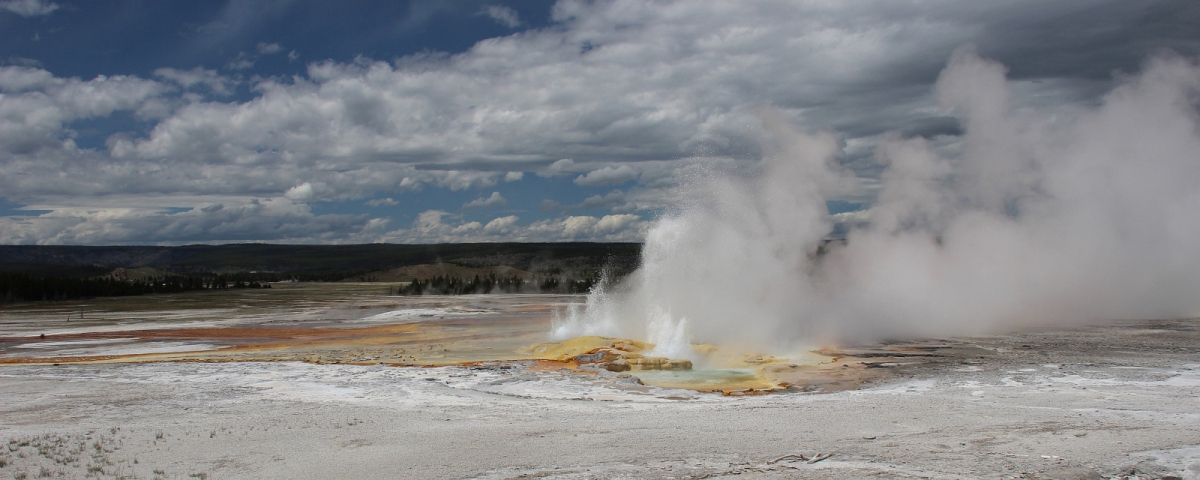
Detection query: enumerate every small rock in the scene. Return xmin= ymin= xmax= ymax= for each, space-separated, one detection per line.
xmin=612 ymin=374 xmax=644 ymax=385
xmin=605 ymin=358 xmax=631 ymax=372
xmin=664 ymin=359 xmax=693 ymax=370
xmin=628 ymin=356 xmax=692 ymax=370
xmin=574 ymin=352 xmax=608 ymax=363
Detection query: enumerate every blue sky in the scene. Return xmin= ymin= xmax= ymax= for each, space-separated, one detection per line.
xmin=0 ymin=0 xmax=1197 ymax=244
xmin=3 ymin=1 xmax=557 ymax=80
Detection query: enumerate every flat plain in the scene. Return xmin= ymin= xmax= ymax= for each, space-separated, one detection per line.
xmin=1 ymin=284 xmax=1197 ymax=479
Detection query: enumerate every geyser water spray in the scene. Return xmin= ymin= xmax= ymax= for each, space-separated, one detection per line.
xmin=560 ymin=48 xmax=1200 ymax=352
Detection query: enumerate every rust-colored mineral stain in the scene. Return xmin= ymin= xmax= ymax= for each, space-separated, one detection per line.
xmin=0 ymin=323 xmax=423 ymax=344
xmin=528 ymin=359 xmax=580 ymax=372
xmin=0 ymin=308 xmax=568 ymax=372
xmin=0 ymin=286 xmax=932 ymax=394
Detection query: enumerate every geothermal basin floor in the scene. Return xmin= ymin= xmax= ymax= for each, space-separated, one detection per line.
xmin=0 ymin=286 xmax=1197 ymax=479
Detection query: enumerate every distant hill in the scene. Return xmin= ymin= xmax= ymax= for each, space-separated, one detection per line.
xmin=0 ymin=243 xmax=643 ymax=282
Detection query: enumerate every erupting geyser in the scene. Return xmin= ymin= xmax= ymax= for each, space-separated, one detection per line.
xmin=555 ymin=48 xmax=1200 ymax=354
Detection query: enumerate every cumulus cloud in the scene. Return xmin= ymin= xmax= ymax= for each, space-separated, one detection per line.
xmin=365 ymin=197 xmax=398 ymax=207
xmin=539 ymin=159 xmax=576 ymax=178
xmin=462 ymin=191 xmax=508 ymax=209
xmin=257 ymin=42 xmax=283 ymax=55
xmin=153 ymin=67 xmax=234 ymax=96
xmin=0 ymin=0 xmax=57 ymax=16
xmin=283 ymin=183 xmax=316 ymax=201
xmin=573 ymin=190 xmax=635 ymax=213
xmin=0 ymin=65 xmax=53 ymax=91
xmin=9 ymin=1 xmax=1190 ymax=205
xmin=554 ymin=214 xmax=646 ymax=239
xmin=480 ymin=5 xmax=520 ymax=28
xmin=416 ymin=210 xmax=448 ymax=229
xmin=544 ymin=188 xmax=643 ymax=212
xmin=226 ymin=52 xmax=255 ymax=70
xmin=504 ymin=171 xmax=524 ymax=182
xmin=0 ymin=67 xmax=165 ymax=155
xmin=574 ymin=165 xmax=638 ymax=186
xmin=484 ymin=215 xmax=519 ymax=233
xmin=0 ymin=197 xmax=370 ymax=244
xmin=0 ymin=1 xmax=1196 ymax=244
xmin=399 ymin=170 xmax=501 ymax=192
xmin=452 ymin=221 xmax=482 ymax=234
xmin=378 ymin=210 xmax=647 ymax=243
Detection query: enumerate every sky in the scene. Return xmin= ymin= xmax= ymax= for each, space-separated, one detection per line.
xmin=0 ymin=0 xmax=1198 ymax=245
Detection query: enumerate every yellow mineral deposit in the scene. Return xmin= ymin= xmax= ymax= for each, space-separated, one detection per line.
xmin=514 ymin=335 xmax=862 ymax=393
xmin=0 ymin=285 xmax=905 ymax=394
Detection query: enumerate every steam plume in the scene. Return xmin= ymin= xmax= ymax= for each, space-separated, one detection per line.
xmin=554 ymin=49 xmax=1200 ymax=352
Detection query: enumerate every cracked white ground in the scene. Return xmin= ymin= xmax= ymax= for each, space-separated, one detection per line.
xmin=1 ymin=290 xmax=1198 ymax=479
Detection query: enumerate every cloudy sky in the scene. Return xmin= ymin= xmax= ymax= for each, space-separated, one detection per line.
xmin=1 ymin=0 xmax=1197 ymax=245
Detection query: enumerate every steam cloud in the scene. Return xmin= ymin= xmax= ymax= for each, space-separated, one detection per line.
xmin=554 ymin=49 xmax=1200 ymax=353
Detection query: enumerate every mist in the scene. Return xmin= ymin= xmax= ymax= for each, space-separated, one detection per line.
xmin=552 ymin=48 xmax=1200 ymax=354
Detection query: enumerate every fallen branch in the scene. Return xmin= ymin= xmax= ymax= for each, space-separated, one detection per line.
xmin=807 ymin=452 xmax=834 ymax=464
xmin=768 ymin=453 xmax=809 ymax=464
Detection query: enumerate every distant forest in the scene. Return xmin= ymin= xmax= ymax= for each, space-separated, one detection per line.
xmin=394 ymin=273 xmax=598 ymax=295
xmin=0 ymin=273 xmax=269 ymax=303
xmin=0 ymin=243 xmax=640 ymax=303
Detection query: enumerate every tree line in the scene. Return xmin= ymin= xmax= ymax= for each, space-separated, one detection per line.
xmin=0 ymin=268 xmax=614 ymax=303
xmin=394 ymin=273 xmax=599 ymax=295
xmin=0 ymin=273 xmax=269 ymax=304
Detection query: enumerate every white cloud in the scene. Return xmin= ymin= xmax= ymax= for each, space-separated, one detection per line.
xmin=831 ymin=209 xmax=870 ymax=224
xmin=257 ymin=42 xmax=283 ymax=55
xmin=0 ymin=0 xmax=57 ymax=16
xmin=0 ymin=65 xmax=53 ymax=91
xmin=0 ymin=197 xmax=370 ymax=244
xmin=4 ymin=1 xmax=1114 ymax=207
xmin=153 ymin=67 xmax=234 ymax=96
xmin=226 ymin=52 xmax=255 ymax=70
xmin=576 ymin=190 xmax=631 ymax=212
xmin=0 ymin=1 xmax=1188 ymax=244
xmin=480 ymin=5 xmax=520 ymax=28
xmin=574 ymin=165 xmax=638 ymax=186
xmin=378 ymin=212 xmax=649 ymax=243
xmin=365 ymin=197 xmax=398 ymax=207
xmin=283 ymin=182 xmax=315 ymax=201
xmin=452 ymin=221 xmax=482 ymax=234
xmin=484 ymin=215 xmax=519 ymax=233
xmin=0 ymin=67 xmax=165 ymax=155
xmin=540 ymin=159 xmax=576 ymax=178
xmin=399 ymin=170 xmax=502 ymax=192
xmin=462 ymin=191 xmax=508 ymax=209
xmin=593 ymin=214 xmax=642 ymax=234
xmin=75 ymin=0 xmax=1000 ymax=200
xmin=549 ymin=214 xmax=648 ymax=240
xmin=416 ymin=210 xmax=448 ymax=229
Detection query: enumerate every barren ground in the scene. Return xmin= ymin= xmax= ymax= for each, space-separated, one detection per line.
xmin=1 ymin=285 xmax=1197 ymax=479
